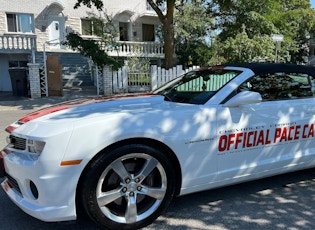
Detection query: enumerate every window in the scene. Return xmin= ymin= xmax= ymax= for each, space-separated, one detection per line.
xmin=7 ymin=13 xmax=34 ymax=33
xmin=238 ymin=73 xmax=314 ymax=101
xmin=142 ymin=24 xmax=162 ymax=42
xmin=142 ymin=24 xmax=155 ymax=42
xmin=81 ymin=18 xmax=104 ymax=36
xmin=119 ymin=22 xmax=129 ymax=41
xmin=81 ymin=18 xmax=93 ymax=35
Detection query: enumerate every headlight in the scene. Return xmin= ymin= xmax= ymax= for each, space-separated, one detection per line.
xmin=27 ymin=139 xmax=45 ymax=155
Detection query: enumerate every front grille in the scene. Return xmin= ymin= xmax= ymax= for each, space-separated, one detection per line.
xmin=9 ymin=135 xmax=26 ymax=150
xmin=6 ymin=174 xmax=22 ymax=195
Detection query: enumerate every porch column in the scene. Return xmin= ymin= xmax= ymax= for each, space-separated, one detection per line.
xmin=103 ymin=66 xmax=113 ymax=96
xmin=27 ymin=63 xmax=41 ymax=98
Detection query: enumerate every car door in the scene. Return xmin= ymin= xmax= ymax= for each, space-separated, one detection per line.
xmin=216 ymin=72 xmax=315 ymax=182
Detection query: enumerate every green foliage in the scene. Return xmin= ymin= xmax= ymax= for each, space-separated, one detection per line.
xmin=71 ymin=0 xmax=315 ymax=67
xmin=65 ymin=32 xmax=123 ymax=70
xmin=208 ymin=0 xmax=315 ymax=64
xmin=126 ymin=46 xmax=151 ymax=86
xmin=176 ymin=42 xmax=214 ymax=66
xmin=220 ymin=25 xmax=275 ymax=63
xmin=127 ymin=55 xmax=151 ymax=73
xmin=175 ymin=2 xmax=212 ymax=41
xmin=66 ymin=3 xmax=123 ymax=70
xmin=174 ymin=2 xmax=214 ymax=66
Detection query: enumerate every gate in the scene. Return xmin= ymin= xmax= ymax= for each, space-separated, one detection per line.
xmin=111 ymin=66 xmax=151 ymax=93
xmin=127 ymin=71 xmax=151 ymax=93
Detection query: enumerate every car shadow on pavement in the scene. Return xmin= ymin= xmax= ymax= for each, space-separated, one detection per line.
xmin=148 ymin=168 xmax=315 ymax=230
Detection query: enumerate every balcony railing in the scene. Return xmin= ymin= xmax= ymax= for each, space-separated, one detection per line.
xmin=98 ymin=40 xmax=165 ymax=58
xmin=0 ymin=34 xmax=164 ymax=58
xmin=0 ymin=34 xmax=36 ymax=53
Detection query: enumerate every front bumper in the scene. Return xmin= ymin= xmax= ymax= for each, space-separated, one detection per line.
xmin=0 ymin=148 xmax=83 ymax=222
xmin=1 ymin=178 xmax=76 ymax=222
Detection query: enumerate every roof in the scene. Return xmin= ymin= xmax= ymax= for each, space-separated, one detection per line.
xmin=222 ymin=63 xmax=315 ymax=77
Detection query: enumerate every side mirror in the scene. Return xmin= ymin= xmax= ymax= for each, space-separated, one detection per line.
xmin=224 ymin=91 xmax=262 ymax=107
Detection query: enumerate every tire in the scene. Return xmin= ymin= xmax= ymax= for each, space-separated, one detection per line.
xmin=79 ymin=144 xmax=176 ymax=229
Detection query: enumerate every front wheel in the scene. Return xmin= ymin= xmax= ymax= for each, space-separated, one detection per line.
xmin=79 ymin=144 xmax=176 ymax=229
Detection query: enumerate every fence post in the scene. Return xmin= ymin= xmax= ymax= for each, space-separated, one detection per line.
xmin=165 ymin=68 xmax=170 ymax=83
xmin=112 ymin=69 xmax=118 ymax=93
xmin=177 ymin=65 xmax=183 ymax=77
xmin=151 ymin=65 xmax=157 ymax=90
xmin=122 ymin=66 xmax=128 ymax=92
xmin=94 ymin=66 xmax=99 ymax=95
xmin=172 ymin=66 xmax=176 ymax=80
xmin=103 ymin=66 xmax=113 ymax=96
xmin=157 ymin=66 xmax=161 ymax=87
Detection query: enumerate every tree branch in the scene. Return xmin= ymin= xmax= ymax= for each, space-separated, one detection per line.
xmin=147 ymin=0 xmax=166 ymax=22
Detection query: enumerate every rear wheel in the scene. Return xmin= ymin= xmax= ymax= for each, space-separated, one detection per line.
xmin=79 ymin=144 xmax=176 ymax=229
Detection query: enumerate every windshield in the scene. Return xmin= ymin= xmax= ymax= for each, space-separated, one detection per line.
xmin=153 ymin=68 xmax=242 ymax=104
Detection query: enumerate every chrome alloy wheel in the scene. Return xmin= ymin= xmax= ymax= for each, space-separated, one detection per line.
xmin=95 ymin=153 xmax=167 ymax=224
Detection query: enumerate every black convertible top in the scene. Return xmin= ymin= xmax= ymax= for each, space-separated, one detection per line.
xmin=222 ymin=63 xmax=315 ymax=77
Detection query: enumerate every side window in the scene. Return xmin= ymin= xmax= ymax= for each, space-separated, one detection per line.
xmin=239 ymin=72 xmax=313 ymax=101
xmin=7 ymin=13 xmax=34 ymax=33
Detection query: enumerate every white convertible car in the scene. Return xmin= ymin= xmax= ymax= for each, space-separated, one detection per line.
xmin=2 ymin=63 xmax=315 ymax=229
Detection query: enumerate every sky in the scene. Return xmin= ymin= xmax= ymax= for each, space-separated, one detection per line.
xmin=312 ymin=0 xmax=315 ymax=8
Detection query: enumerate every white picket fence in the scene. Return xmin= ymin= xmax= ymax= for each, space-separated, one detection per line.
xmin=93 ymin=65 xmax=200 ymax=94
xmin=151 ymin=65 xmax=200 ymax=90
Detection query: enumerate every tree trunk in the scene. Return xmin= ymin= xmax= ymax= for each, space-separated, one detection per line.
xmin=163 ymin=21 xmax=174 ymax=69
xmin=162 ymin=0 xmax=175 ymax=69
xmin=147 ymin=0 xmax=176 ymax=69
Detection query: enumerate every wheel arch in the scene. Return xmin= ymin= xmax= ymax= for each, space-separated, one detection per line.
xmin=75 ymin=137 xmax=182 ymax=217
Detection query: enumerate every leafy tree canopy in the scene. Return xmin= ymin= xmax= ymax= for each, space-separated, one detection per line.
xmin=174 ymin=1 xmax=214 ymax=66
xmin=208 ymin=0 xmax=315 ymax=63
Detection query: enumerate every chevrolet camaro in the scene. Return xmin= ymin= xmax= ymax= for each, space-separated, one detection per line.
xmin=2 ymin=63 xmax=315 ymax=229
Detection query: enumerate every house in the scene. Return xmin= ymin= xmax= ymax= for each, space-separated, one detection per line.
xmin=0 ymin=0 xmax=163 ymax=97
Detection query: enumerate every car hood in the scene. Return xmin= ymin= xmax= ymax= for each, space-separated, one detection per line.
xmin=6 ymin=94 xmax=166 ymax=133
